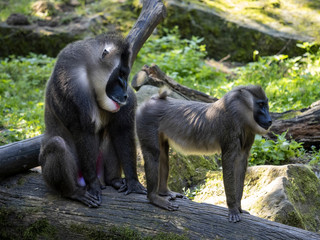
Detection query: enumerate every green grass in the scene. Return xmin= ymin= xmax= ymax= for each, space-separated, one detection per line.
xmin=0 ymin=53 xmax=55 ymax=144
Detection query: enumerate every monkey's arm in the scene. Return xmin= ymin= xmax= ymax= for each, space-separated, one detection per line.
xmin=109 ymin=89 xmax=146 ymax=195
xmin=61 ymin=81 xmax=102 ymax=202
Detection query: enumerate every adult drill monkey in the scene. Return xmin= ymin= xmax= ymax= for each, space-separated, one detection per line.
xmin=136 ymin=85 xmax=272 ymax=222
xmin=39 ymin=32 xmax=146 ymax=208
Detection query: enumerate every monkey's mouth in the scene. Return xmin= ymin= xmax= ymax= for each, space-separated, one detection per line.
xmin=259 ymin=122 xmax=272 ymax=130
xmin=109 ymin=96 xmax=126 ymax=109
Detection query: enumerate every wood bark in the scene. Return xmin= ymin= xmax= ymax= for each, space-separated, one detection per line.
xmin=0 ymin=171 xmax=319 ymax=240
xmin=126 ymin=0 xmax=166 ymax=68
xmin=0 ymin=135 xmax=42 ymax=180
xmin=267 ymin=101 xmax=320 ymax=149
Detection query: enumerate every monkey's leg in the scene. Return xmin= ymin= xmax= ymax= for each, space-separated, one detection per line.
xmin=158 ymin=135 xmax=184 ymax=200
xmin=142 ymin=143 xmax=179 ymax=211
xmin=101 ymin=138 xmax=124 ymax=190
xmin=235 ymin=151 xmax=250 ymax=215
xmin=222 ymin=145 xmax=243 ymax=222
xmin=39 ymin=136 xmax=101 ymax=207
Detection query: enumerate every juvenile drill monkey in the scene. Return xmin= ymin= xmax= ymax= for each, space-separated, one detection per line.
xmin=136 ymin=85 xmax=272 ymax=222
xmin=39 ymin=32 xmax=146 ymax=208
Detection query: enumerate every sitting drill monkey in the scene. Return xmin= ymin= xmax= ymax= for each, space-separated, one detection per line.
xmin=136 ymin=85 xmax=272 ymax=222
xmin=39 ymin=32 xmax=146 ymax=208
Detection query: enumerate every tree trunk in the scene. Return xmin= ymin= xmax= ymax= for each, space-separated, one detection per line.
xmin=0 ymin=171 xmax=319 ymax=240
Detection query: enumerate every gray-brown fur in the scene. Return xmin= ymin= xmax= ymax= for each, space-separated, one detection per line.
xmin=39 ymin=32 xmax=146 ymax=208
xmin=136 ymin=85 xmax=272 ymax=222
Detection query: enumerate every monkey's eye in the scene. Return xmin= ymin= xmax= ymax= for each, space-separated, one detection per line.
xmin=101 ymin=49 xmax=109 ymax=59
xmin=257 ymin=101 xmax=265 ymax=108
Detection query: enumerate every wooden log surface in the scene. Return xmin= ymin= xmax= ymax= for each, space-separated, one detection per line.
xmin=0 ymin=170 xmax=319 ymax=240
xmin=0 ymin=135 xmax=42 ymax=180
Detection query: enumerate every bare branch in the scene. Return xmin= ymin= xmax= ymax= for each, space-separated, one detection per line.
xmin=126 ymin=0 xmax=167 ymax=68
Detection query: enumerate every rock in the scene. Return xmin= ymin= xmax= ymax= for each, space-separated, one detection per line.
xmin=6 ymin=13 xmax=30 ymax=26
xmin=0 ymin=13 xmax=109 ymax=57
xmin=163 ymin=0 xmax=315 ymax=62
xmin=193 ymin=164 xmax=320 ymax=232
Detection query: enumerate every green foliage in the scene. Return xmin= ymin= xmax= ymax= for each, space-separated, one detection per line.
xmin=309 ymin=146 xmax=320 ymax=166
xmin=233 ymin=42 xmax=320 ymax=112
xmin=135 ymin=28 xmax=320 ymax=112
xmin=249 ymin=132 xmax=305 ymax=166
xmin=0 ymin=53 xmax=55 ymax=145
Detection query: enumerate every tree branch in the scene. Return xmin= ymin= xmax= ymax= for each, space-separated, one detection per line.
xmin=126 ymin=0 xmax=166 ymax=68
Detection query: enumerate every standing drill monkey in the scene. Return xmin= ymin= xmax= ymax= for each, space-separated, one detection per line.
xmin=39 ymin=32 xmax=146 ymax=208
xmin=136 ymin=85 xmax=272 ymax=222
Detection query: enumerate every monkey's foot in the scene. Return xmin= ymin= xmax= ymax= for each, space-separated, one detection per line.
xmin=149 ymin=194 xmax=179 ymax=211
xmin=110 ymin=178 xmax=125 ymax=190
xmin=159 ymin=190 xmax=185 ymax=200
xmin=240 ymin=209 xmax=250 ymax=215
xmin=118 ymin=179 xmax=147 ymax=195
xmin=70 ymin=190 xmax=101 ymax=208
xmin=228 ymin=208 xmax=242 ymax=223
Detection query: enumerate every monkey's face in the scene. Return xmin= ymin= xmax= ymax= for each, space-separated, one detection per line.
xmin=105 ymin=62 xmax=129 ymax=110
xmin=254 ymin=99 xmax=272 ymax=131
xmin=93 ymin=39 xmax=130 ymax=113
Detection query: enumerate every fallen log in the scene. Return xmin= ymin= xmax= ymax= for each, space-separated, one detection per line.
xmin=0 ymin=170 xmax=319 ymax=240
xmin=267 ymin=101 xmax=320 ymax=149
xmin=0 ymin=135 xmax=42 ymax=180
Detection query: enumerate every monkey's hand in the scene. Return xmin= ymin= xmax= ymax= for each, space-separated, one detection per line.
xmin=118 ymin=179 xmax=147 ymax=195
xmin=228 ymin=208 xmax=241 ymax=223
xmin=86 ymin=179 xmax=102 ymax=207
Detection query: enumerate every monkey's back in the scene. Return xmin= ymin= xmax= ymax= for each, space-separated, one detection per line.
xmin=137 ymin=95 xmax=229 ymax=155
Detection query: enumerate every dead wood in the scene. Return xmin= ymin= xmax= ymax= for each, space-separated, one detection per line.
xmin=0 ymin=171 xmax=319 ymax=240
xmin=126 ymin=0 xmax=166 ymax=68
xmin=132 ymin=64 xmax=218 ymax=102
xmin=267 ymin=101 xmax=320 ymax=149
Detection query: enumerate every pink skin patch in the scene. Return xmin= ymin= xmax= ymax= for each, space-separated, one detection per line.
xmin=77 ymin=152 xmax=103 ymax=186
xmin=111 ymin=100 xmax=120 ymax=113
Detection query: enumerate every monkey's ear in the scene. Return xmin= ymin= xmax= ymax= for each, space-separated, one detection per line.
xmin=101 ymin=49 xmax=109 ymax=59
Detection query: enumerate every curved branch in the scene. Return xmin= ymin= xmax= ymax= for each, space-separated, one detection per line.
xmin=126 ymin=0 xmax=167 ymax=68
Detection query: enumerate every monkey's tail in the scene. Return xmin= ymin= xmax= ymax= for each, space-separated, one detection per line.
xmin=158 ymin=86 xmax=171 ymax=99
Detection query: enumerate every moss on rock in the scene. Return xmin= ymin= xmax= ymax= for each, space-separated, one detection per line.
xmin=168 ymin=150 xmax=218 ymax=192
xmin=162 ymin=0 xmax=308 ymax=62
xmin=191 ymin=164 xmax=320 ymax=232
